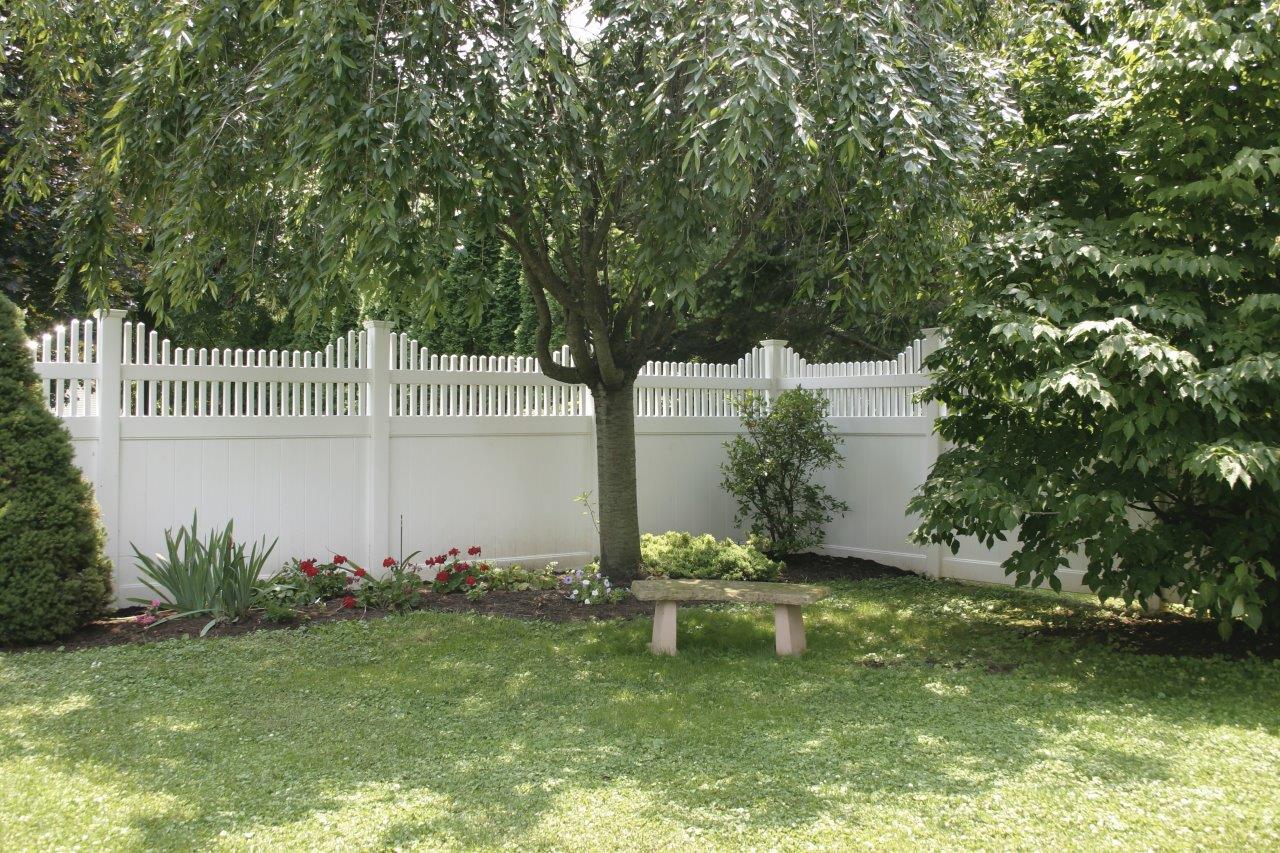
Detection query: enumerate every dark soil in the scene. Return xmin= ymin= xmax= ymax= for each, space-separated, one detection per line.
xmin=779 ymin=551 xmax=912 ymax=583
xmin=1022 ymin=607 xmax=1280 ymax=661
xmin=6 ymin=590 xmax=656 ymax=653
xmin=10 ymin=600 xmax=383 ymax=652
xmin=416 ymin=588 xmax=654 ymax=623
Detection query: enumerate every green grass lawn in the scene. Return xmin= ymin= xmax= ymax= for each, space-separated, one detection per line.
xmin=1 ymin=577 xmax=1277 ymax=851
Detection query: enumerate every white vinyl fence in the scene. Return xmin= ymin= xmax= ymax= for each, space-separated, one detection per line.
xmin=29 ymin=312 xmax=1084 ymax=605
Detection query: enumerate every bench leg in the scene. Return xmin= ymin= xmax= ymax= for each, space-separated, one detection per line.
xmin=651 ymin=601 xmax=679 ymax=655
xmin=774 ymin=604 xmax=806 ymax=656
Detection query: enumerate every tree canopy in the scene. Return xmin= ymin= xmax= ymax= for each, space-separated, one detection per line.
xmin=6 ymin=0 xmax=992 ymax=577
xmin=911 ymin=0 xmax=1280 ymax=635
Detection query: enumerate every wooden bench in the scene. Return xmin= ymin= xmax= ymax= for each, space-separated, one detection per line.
xmin=631 ymin=578 xmax=830 ymax=656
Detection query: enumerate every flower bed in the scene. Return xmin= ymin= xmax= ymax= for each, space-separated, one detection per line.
xmin=22 ymin=587 xmax=654 ymax=652
xmin=7 ymin=553 xmax=912 ymax=653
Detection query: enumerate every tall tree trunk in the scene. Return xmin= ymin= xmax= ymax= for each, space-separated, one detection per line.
xmin=593 ymin=380 xmax=641 ymax=583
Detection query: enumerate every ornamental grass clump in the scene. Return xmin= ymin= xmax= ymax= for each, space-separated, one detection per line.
xmin=0 ymin=295 xmax=113 ymax=644
xmin=131 ymin=514 xmax=276 ymax=636
xmin=640 ymin=532 xmax=783 ymax=581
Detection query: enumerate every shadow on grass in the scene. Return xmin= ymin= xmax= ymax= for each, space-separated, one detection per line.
xmin=0 ymin=579 xmax=1276 ymax=849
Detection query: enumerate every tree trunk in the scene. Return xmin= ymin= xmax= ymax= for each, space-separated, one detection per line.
xmin=593 ymin=380 xmax=641 ymax=583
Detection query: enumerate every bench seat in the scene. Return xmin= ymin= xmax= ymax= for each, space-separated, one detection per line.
xmin=631 ymin=578 xmax=830 ymax=656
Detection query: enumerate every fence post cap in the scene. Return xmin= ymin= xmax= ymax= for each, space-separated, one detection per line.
xmin=362 ymin=319 xmax=394 ymax=330
xmin=759 ymin=339 xmax=789 ymax=348
xmin=95 ymin=308 xmax=129 ymax=320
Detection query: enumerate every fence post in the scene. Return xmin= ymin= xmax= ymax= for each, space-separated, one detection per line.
xmin=364 ymin=320 xmax=393 ymax=566
xmin=94 ymin=309 xmax=127 ymax=586
xmin=919 ymin=328 xmax=945 ymax=579
xmin=760 ymin=339 xmax=788 ymax=403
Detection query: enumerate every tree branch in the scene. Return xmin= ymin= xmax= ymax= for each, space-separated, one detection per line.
xmin=526 ymin=274 xmax=586 ymax=385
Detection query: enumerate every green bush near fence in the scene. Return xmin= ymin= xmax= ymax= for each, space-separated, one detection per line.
xmin=641 ymin=531 xmax=783 ymax=581
xmin=0 ymin=295 xmax=113 ymax=644
xmin=721 ymin=389 xmax=849 ymax=557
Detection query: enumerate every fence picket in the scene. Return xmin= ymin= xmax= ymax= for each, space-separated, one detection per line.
xmin=29 ymin=319 xmax=933 ymax=426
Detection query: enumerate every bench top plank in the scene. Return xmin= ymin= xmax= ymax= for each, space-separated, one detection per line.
xmin=631 ymin=578 xmax=830 ymax=606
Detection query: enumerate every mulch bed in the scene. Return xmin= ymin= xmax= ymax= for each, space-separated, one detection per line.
xmin=8 ymin=553 xmax=1275 ymax=659
xmin=8 ymin=552 xmax=899 ymax=653
xmin=778 ymin=551 xmax=912 ymax=583
xmin=6 ymin=591 xmax=657 ymax=654
xmin=417 ymin=588 xmax=654 ymax=623
xmin=1022 ymin=608 xmax=1280 ymax=661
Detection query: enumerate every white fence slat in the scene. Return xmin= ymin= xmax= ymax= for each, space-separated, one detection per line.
xmin=25 ymin=321 xmax=1025 ymax=606
xmin=31 ymin=321 xmax=933 ymax=425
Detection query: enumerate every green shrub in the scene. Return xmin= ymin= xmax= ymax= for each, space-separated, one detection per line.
xmin=482 ymin=563 xmax=560 ymax=592
xmin=721 ymin=389 xmax=849 ymax=556
xmin=132 ymin=515 xmax=275 ymax=635
xmin=0 ymin=295 xmax=112 ymax=644
xmin=640 ymin=532 xmax=782 ymax=581
xmin=908 ymin=2 xmax=1280 ymax=637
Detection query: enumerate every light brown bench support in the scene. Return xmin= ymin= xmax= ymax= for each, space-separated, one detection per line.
xmin=631 ymin=578 xmax=830 ymax=657
xmin=774 ymin=603 xmax=806 ymax=656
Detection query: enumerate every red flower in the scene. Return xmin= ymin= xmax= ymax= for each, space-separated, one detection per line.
xmin=341 ymin=595 xmax=356 ymax=609
xmin=448 ymin=547 xmax=461 ymax=557
xmin=435 ymin=570 xmax=450 ymax=583
xmin=455 ymin=562 xmax=469 ymax=573
xmin=299 ymin=559 xmax=319 ymax=578
xmin=465 ymin=575 xmax=477 ymax=587
xmin=479 ymin=563 xmax=490 ymax=573
xmin=467 ymin=545 xmax=482 ymax=556
xmin=382 ymin=557 xmax=397 ymax=568
xmin=354 ymin=567 xmax=368 ymax=578
xmin=333 ymin=554 xmax=348 ymax=565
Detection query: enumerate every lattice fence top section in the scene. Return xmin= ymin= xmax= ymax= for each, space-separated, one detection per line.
xmin=30 ymin=315 xmax=935 ymax=420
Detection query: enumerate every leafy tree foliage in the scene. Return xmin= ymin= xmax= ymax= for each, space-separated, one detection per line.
xmin=668 ymin=243 xmax=950 ymax=364
xmin=911 ymin=0 xmax=1280 ymax=635
xmin=0 ymin=294 xmax=112 ymax=644
xmin=5 ymin=0 xmax=989 ymax=579
xmin=0 ymin=46 xmax=145 ymax=334
xmin=375 ymin=240 xmax=546 ymax=356
xmin=722 ymin=389 xmax=849 ymax=556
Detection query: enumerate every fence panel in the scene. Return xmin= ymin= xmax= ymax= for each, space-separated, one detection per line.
xmin=29 ymin=318 xmax=1081 ymax=603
